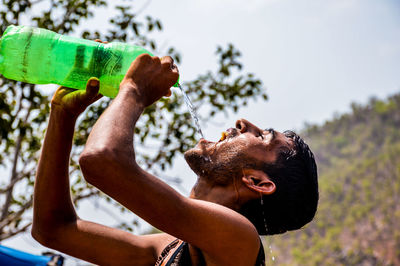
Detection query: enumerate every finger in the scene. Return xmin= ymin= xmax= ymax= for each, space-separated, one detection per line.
xmin=133 ymin=53 xmax=153 ymax=67
xmin=56 ymin=86 xmax=76 ymax=97
xmin=94 ymin=39 xmax=108 ymax=44
xmin=170 ymin=72 xmax=180 ymax=87
xmin=161 ymin=56 xmax=174 ymax=64
xmin=161 ymin=56 xmax=174 ymax=70
xmin=57 ymin=85 xmax=74 ymax=91
xmin=165 ymin=89 xmax=172 ymax=97
xmin=171 ymin=63 xmax=179 ymax=74
xmin=52 ymin=86 xmax=76 ymax=105
xmin=152 ymin=56 xmax=162 ymax=66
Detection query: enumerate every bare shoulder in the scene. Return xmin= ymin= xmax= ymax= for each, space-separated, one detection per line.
xmin=141 ymin=201 xmax=260 ymax=266
xmin=182 ymin=198 xmax=261 ymax=265
xmin=186 ymin=198 xmax=260 ymax=239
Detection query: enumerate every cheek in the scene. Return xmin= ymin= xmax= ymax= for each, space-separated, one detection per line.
xmin=213 ymin=141 xmax=248 ymax=160
xmin=250 ymin=147 xmax=276 ymax=163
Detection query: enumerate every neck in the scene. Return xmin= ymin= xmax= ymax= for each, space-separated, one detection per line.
xmin=189 ymin=176 xmax=242 ymax=211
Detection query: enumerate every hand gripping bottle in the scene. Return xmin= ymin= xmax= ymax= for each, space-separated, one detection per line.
xmin=0 ymin=25 xmax=178 ymax=98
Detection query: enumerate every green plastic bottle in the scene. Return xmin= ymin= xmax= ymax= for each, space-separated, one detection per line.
xmin=0 ymin=25 xmax=178 ymax=98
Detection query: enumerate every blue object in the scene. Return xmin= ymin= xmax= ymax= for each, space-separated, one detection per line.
xmin=0 ymin=245 xmax=63 ymax=266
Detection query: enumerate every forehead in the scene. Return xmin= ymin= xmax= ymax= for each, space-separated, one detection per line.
xmin=259 ymin=127 xmax=293 ymax=146
xmin=273 ymin=130 xmax=294 ymax=147
xmin=246 ymin=129 xmax=293 ymax=163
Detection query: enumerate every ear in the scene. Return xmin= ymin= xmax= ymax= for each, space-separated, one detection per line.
xmin=241 ymin=170 xmax=276 ymax=195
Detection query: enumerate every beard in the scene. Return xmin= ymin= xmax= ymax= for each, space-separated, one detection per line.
xmin=184 ymin=142 xmax=249 ymax=186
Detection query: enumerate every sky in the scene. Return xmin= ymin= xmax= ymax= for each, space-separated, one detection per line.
xmin=3 ymin=0 xmax=400 ymax=264
xmin=147 ymin=0 xmax=400 ymax=131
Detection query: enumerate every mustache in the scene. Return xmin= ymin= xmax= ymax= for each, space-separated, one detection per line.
xmin=227 ymin=128 xmax=240 ymax=138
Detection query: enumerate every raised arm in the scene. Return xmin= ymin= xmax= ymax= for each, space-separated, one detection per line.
xmin=32 ymin=80 xmax=165 ymax=265
xmin=80 ymin=55 xmax=260 ymax=264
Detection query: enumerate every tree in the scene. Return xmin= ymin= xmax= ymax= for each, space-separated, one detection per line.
xmin=0 ymin=0 xmax=267 ymax=241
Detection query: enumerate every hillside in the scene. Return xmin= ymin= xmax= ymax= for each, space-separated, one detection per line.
xmin=267 ymin=93 xmax=400 ymax=265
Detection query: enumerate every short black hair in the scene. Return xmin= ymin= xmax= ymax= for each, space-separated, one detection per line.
xmin=239 ymin=130 xmax=319 ymax=235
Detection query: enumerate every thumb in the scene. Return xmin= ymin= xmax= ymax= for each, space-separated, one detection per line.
xmin=86 ymin=77 xmax=100 ymax=97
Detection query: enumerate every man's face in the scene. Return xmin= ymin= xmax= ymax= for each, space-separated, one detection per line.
xmin=184 ymin=119 xmax=293 ymax=185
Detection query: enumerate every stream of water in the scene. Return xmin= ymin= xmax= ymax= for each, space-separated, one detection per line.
xmin=178 ymin=84 xmax=205 ymax=139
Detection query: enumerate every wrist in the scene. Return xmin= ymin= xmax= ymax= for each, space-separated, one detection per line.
xmin=118 ymin=83 xmax=146 ymax=110
xmin=50 ymin=104 xmax=79 ymax=123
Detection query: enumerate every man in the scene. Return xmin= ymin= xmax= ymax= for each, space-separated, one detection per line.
xmin=32 ymin=54 xmax=318 ymax=265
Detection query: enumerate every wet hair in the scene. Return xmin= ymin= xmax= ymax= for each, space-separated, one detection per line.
xmin=239 ymin=131 xmax=319 ymax=235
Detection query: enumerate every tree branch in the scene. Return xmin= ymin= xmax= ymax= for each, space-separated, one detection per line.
xmin=72 ymin=190 xmax=100 ymax=204
xmin=0 ymin=222 xmax=32 ymax=241
xmin=0 ymin=173 xmax=25 ymax=193
xmin=31 ymin=0 xmax=47 ymax=5
xmin=1 ymin=134 xmax=23 ymax=221
xmin=0 ymin=198 xmax=33 ymax=231
xmin=0 ymin=163 xmax=35 ymax=193
xmin=135 ymin=0 xmax=152 ymax=16
xmin=1 ymin=103 xmax=33 ymax=221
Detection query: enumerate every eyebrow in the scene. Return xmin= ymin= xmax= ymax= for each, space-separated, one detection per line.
xmin=265 ymin=128 xmax=276 ymax=140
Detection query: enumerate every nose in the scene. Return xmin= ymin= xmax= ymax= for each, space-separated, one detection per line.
xmin=235 ymin=119 xmax=263 ymax=135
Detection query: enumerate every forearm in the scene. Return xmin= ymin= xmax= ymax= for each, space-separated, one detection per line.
xmin=80 ymin=85 xmax=186 ymax=229
xmin=32 ymin=106 xmax=77 ymax=240
xmin=82 ymin=87 xmax=144 ymax=164
xmin=79 ymin=55 xmax=189 ymax=237
xmin=31 ymin=85 xmax=161 ymax=265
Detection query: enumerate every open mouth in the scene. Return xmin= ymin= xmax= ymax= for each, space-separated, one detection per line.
xmin=220 ymin=131 xmax=228 ymax=141
xmin=197 ymin=129 xmax=236 ymax=148
xmin=218 ymin=128 xmax=238 ymax=142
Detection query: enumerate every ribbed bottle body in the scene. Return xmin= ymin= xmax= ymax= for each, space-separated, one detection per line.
xmin=0 ymin=25 xmax=152 ymax=98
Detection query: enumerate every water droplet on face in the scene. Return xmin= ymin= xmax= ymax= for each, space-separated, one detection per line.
xmin=203 ymin=155 xmax=213 ymax=163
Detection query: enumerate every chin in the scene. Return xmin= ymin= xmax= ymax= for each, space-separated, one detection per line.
xmin=184 ymin=148 xmax=211 ymax=176
xmin=184 ymin=147 xmax=242 ymax=186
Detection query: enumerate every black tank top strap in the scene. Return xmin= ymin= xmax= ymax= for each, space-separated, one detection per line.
xmin=155 ymin=239 xmax=188 ymax=266
xmin=155 ymin=238 xmax=265 ymax=266
xmin=256 ymin=239 xmax=266 ymax=266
